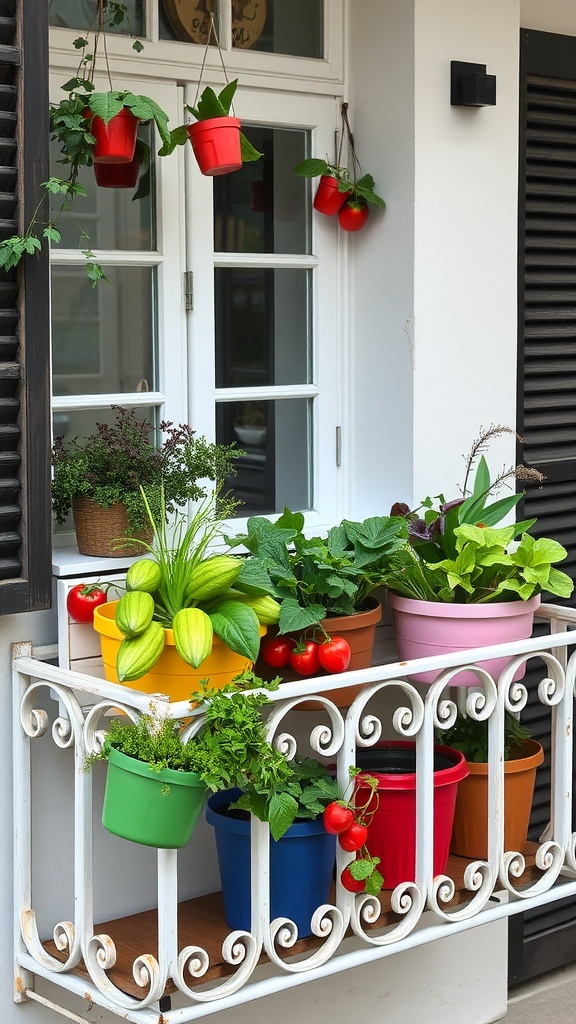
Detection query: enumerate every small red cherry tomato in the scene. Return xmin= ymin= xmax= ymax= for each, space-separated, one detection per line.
xmin=317 ymin=635 xmax=352 ymax=673
xmin=338 ymin=200 xmax=369 ymax=232
xmin=340 ymin=865 xmax=366 ymax=893
xmin=323 ymin=802 xmax=355 ymax=835
xmin=289 ymin=640 xmax=320 ymax=676
xmin=338 ymin=822 xmax=368 ymax=852
xmin=261 ymin=636 xmax=295 ymax=669
xmin=66 ymin=583 xmax=107 ymax=623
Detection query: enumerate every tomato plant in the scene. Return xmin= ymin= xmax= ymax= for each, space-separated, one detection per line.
xmin=66 ymin=583 xmax=108 ymax=623
xmin=318 ymin=635 xmax=351 ymax=673
xmin=261 ymin=636 xmax=295 ymax=669
xmin=323 ymin=801 xmax=355 ymax=835
xmin=338 ymin=822 xmax=368 ymax=852
xmin=340 ymin=866 xmax=366 ymax=893
xmin=289 ymin=640 xmax=320 ymax=676
xmin=338 ymin=200 xmax=369 ymax=232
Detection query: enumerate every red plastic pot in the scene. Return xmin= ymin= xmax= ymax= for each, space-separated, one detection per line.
xmin=313 ymin=175 xmax=349 ymax=216
xmin=87 ymin=107 xmax=139 ymax=164
xmin=93 ymin=156 xmax=141 ymax=189
xmin=355 ymin=741 xmax=468 ymax=889
xmin=187 ymin=116 xmax=242 ymax=176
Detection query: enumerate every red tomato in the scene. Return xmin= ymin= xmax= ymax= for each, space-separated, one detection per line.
xmin=340 ymin=865 xmax=366 ymax=893
xmin=323 ymin=802 xmax=355 ymax=835
xmin=338 ymin=822 xmax=368 ymax=852
xmin=261 ymin=636 xmax=295 ymax=669
xmin=318 ymin=635 xmax=352 ymax=673
xmin=338 ymin=200 xmax=369 ymax=232
xmin=66 ymin=583 xmax=107 ymax=623
xmin=289 ymin=641 xmax=320 ymax=676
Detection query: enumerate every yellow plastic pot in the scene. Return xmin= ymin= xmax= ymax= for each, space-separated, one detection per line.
xmin=93 ymin=601 xmax=266 ymax=702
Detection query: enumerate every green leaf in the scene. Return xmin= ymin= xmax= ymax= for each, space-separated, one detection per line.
xmin=364 ymin=868 xmax=384 ymax=895
xmin=240 ymin=132 xmax=263 ymax=163
xmin=278 ymin=596 xmax=325 ymax=634
xmin=86 ymin=92 xmax=124 ymax=123
xmin=132 ymin=39 xmax=144 ymax=53
xmin=158 ymin=124 xmax=189 ymax=157
xmin=350 ymin=856 xmax=380 ymax=881
xmin=293 ymin=158 xmax=331 ymax=178
xmin=268 ymin=791 xmax=298 ymax=840
xmin=208 ymin=600 xmax=261 ymax=661
xmin=43 ymin=226 xmax=61 ymax=244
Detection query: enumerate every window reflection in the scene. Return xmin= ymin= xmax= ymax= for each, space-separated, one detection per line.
xmin=51 ymin=267 xmax=156 ymax=397
xmin=49 ymin=0 xmax=144 ymax=34
xmin=215 ymin=268 xmax=310 ymax=388
xmin=214 ymin=126 xmax=308 ymax=255
xmin=233 ymin=0 xmax=323 ymax=57
xmin=218 ymin=399 xmax=311 ymax=514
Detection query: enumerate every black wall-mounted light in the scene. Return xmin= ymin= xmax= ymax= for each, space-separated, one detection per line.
xmin=450 ymin=60 xmax=497 ymax=106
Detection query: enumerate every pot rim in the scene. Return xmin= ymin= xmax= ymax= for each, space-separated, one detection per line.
xmin=107 ymin=744 xmax=206 ymax=788
xmin=355 ymin=740 xmax=469 ymax=790
xmin=93 ymin=599 xmax=266 ymax=645
xmin=187 ymin=116 xmax=241 ymax=136
xmin=464 ymin=737 xmax=544 ymax=775
xmin=206 ymin=787 xmax=330 ymax=838
xmin=387 ymin=592 xmax=541 ymax=618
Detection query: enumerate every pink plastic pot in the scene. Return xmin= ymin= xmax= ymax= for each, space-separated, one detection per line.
xmin=87 ymin=107 xmax=139 ymax=165
xmin=387 ymin=592 xmax=541 ymax=686
xmin=355 ymin=742 xmax=468 ymax=889
xmin=187 ymin=116 xmax=242 ymax=176
xmin=313 ymin=175 xmax=349 ymax=216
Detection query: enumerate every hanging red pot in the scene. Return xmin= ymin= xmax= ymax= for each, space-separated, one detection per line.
xmin=93 ymin=155 xmax=141 ymax=189
xmin=338 ymin=199 xmax=370 ymax=232
xmin=187 ymin=116 xmax=243 ymax=176
xmin=313 ymin=175 xmax=349 ymax=216
xmin=86 ymin=107 xmax=140 ymax=164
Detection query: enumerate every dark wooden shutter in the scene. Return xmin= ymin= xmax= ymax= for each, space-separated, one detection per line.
xmin=510 ymin=27 xmax=576 ymax=985
xmin=0 ymin=0 xmax=51 ymax=613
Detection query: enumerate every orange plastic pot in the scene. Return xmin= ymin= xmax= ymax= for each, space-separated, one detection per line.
xmin=450 ymin=738 xmax=544 ymax=860
xmin=187 ymin=116 xmax=242 ymax=176
xmin=313 ymin=175 xmax=349 ymax=216
xmin=93 ymin=601 xmax=266 ymax=702
xmin=87 ymin=107 xmax=139 ymax=164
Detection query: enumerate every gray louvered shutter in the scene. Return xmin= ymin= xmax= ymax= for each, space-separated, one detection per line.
xmin=0 ymin=0 xmax=51 ymax=613
xmin=510 ymin=27 xmax=576 ymax=986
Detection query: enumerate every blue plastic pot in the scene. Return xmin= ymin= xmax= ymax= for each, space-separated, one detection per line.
xmin=206 ymin=789 xmax=337 ymax=938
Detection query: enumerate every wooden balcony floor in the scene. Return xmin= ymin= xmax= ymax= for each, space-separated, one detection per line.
xmin=43 ymin=846 xmax=542 ymax=1001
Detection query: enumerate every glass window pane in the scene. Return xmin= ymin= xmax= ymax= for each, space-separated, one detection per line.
xmin=215 ymin=268 xmax=310 ymax=388
xmin=217 ymin=398 xmax=311 ymax=514
xmin=52 ymin=266 xmax=156 ymax=397
xmin=214 ymin=127 xmax=309 ymax=255
xmin=49 ymin=0 xmax=144 ymax=35
xmin=159 ymin=0 xmax=220 ymax=42
xmin=49 ymin=133 xmax=155 ymax=251
xmin=232 ymin=0 xmax=323 ymax=58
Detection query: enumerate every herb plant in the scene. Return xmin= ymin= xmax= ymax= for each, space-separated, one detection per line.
xmin=294 ymin=158 xmax=385 ymax=210
xmin=440 ymin=711 xmax=531 ymax=763
xmin=51 ymin=406 xmax=240 ymax=533
xmin=161 ymin=80 xmax=263 ymax=163
xmin=230 ymin=506 xmax=406 ymax=634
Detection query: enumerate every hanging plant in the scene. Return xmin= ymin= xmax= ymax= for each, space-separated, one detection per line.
xmin=161 ymin=15 xmax=263 ymax=174
xmin=294 ymin=103 xmax=385 ymax=231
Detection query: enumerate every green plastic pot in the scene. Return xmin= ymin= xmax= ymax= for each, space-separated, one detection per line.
xmin=102 ymin=746 xmax=207 ymax=848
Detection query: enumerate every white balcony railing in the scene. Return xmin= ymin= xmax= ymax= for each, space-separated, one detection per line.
xmin=12 ymin=603 xmax=576 ymax=1024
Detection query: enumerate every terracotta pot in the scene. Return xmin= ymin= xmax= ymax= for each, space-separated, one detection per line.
xmin=256 ymin=598 xmax=382 ymax=708
xmin=87 ymin=107 xmax=139 ymax=164
xmin=187 ymin=116 xmax=242 ymax=176
xmin=93 ymin=156 xmax=141 ymax=188
xmin=72 ymin=497 xmax=152 ymax=558
xmin=450 ymin=738 xmax=544 ymax=860
xmin=387 ymin=592 xmax=541 ymax=686
xmin=313 ymin=175 xmax=349 ymax=216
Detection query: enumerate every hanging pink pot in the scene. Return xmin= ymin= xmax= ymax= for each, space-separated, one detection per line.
xmin=87 ymin=107 xmax=139 ymax=164
xmin=187 ymin=116 xmax=242 ymax=176
xmin=387 ymin=592 xmax=541 ymax=686
xmin=313 ymin=175 xmax=349 ymax=216
xmin=93 ymin=155 xmax=141 ymax=189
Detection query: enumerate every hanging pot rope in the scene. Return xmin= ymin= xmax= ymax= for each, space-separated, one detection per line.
xmin=193 ymin=11 xmax=234 ymax=114
xmin=338 ymin=102 xmax=362 ymax=183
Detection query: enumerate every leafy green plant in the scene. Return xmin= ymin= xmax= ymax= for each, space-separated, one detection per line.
xmin=112 ymin=488 xmax=280 ymax=681
xmin=160 ymin=80 xmax=263 ymax=163
xmin=51 ymin=406 xmax=240 ymax=533
xmin=294 ymin=158 xmax=385 ymax=210
xmin=439 ymin=710 xmax=531 ymax=763
xmin=383 ymin=425 xmax=574 ymax=603
xmin=229 ymin=506 xmax=406 ymax=634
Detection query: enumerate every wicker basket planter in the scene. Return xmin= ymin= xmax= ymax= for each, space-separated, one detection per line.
xmin=72 ymin=497 xmax=152 ymax=558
